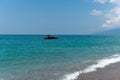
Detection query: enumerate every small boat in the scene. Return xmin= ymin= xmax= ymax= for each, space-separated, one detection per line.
xmin=44 ymin=35 xmax=58 ymax=40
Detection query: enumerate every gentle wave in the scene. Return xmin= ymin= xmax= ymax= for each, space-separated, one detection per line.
xmin=62 ymin=54 xmax=120 ymax=80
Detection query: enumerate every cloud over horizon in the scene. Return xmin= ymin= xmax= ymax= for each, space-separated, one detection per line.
xmin=92 ymin=0 xmax=120 ymax=28
xmin=90 ymin=9 xmax=103 ymax=16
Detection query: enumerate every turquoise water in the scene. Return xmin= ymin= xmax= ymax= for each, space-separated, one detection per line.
xmin=1 ymin=35 xmax=120 ymax=80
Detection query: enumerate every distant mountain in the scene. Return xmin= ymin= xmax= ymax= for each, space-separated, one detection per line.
xmin=94 ymin=28 xmax=120 ymax=35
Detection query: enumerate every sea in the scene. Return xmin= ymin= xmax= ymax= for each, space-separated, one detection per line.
xmin=1 ymin=35 xmax=120 ymax=80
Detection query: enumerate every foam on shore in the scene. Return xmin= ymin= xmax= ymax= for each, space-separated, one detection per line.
xmin=62 ymin=54 xmax=120 ymax=80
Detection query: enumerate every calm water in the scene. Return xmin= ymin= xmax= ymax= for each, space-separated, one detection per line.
xmin=0 ymin=35 xmax=120 ymax=80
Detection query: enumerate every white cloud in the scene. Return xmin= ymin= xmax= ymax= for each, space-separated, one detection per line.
xmin=94 ymin=0 xmax=108 ymax=4
xmin=93 ymin=0 xmax=120 ymax=28
xmin=109 ymin=0 xmax=120 ymax=6
xmin=102 ymin=7 xmax=120 ymax=28
xmin=91 ymin=9 xmax=103 ymax=16
xmin=94 ymin=0 xmax=120 ymax=5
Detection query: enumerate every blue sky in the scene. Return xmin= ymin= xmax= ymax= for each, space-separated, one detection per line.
xmin=0 ymin=0 xmax=117 ymax=34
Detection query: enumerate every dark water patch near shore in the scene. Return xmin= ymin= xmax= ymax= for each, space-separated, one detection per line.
xmin=77 ymin=62 xmax=120 ymax=80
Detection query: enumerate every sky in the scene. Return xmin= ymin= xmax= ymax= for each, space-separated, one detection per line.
xmin=0 ymin=0 xmax=119 ymax=35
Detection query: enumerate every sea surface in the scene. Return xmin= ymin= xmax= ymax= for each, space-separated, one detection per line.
xmin=1 ymin=35 xmax=120 ymax=80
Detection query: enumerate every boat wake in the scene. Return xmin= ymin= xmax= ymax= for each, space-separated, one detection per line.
xmin=62 ymin=54 xmax=120 ymax=80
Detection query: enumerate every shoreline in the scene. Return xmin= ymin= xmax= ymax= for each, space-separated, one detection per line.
xmin=76 ymin=62 xmax=120 ymax=80
xmin=62 ymin=54 xmax=120 ymax=80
